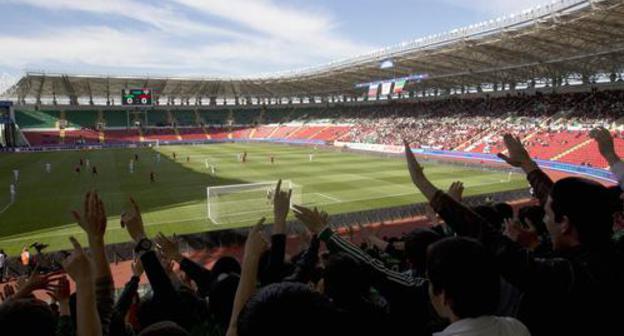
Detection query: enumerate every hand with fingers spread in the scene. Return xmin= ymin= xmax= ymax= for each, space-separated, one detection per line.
xmin=63 ymin=237 xmax=95 ymax=285
xmin=448 ymin=181 xmax=464 ymax=202
xmin=590 ymin=127 xmax=620 ymax=166
xmin=47 ymin=276 xmax=71 ymax=302
xmin=155 ymin=232 xmax=183 ymax=263
xmin=292 ymin=205 xmax=329 ymax=234
xmin=273 ymin=179 xmax=292 ymax=234
xmin=47 ymin=276 xmax=71 ymax=316
xmin=121 ymin=197 xmax=146 ymax=242
xmin=244 ymin=218 xmax=269 ymax=260
xmin=497 ymin=134 xmax=538 ymax=173
xmin=12 ymin=267 xmax=64 ymax=300
xmin=2 ymin=284 xmax=15 ymax=301
xmin=72 ymin=190 xmax=107 ymax=244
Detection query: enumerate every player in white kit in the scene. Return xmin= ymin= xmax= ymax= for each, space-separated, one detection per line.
xmin=9 ymin=184 xmax=16 ymax=203
xmin=129 ymin=159 xmax=135 ymax=174
xmin=13 ymin=169 xmax=19 ymax=182
xmin=45 ymin=163 xmax=51 ymax=173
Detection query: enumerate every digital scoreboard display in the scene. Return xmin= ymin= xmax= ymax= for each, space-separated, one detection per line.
xmin=122 ymin=88 xmax=153 ymax=106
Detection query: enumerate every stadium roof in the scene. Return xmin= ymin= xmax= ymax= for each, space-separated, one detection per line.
xmin=4 ymin=0 xmax=624 ymax=104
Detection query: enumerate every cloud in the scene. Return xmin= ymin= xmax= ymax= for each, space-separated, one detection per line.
xmin=0 ymin=0 xmax=374 ymax=77
xmin=2 ymin=0 xmax=246 ymax=38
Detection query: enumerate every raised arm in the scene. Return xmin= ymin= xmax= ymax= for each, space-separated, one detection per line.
xmin=227 ymin=218 xmax=268 ymax=336
xmin=72 ymin=191 xmax=114 ymax=336
xmin=590 ymin=127 xmax=624 ymax=186
xmin=405 ymin=140 xmax=574 ymax=292
xmin=263 ymin=180 xmax=292 ymax=285
xmin=155 ymin=232 xmax=213 ymax=297
xmin=292 ymin=205 xmax=427 ymax=297
xmin=121 ymin=197 xmax=177 ymax=304
xmin=497 ymin=134 xmax=552 ymax=206
xmin=63 ymin=237 xmax=102 ymax=336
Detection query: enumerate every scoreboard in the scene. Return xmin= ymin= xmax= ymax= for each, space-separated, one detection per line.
xmin=122 ymin=88 xmax=153 ymax=106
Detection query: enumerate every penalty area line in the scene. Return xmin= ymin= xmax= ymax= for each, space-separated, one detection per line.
xmin=315 ymin=193 xmax=342 ymax=203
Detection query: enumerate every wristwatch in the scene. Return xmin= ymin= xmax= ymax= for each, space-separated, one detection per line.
xmin=134 ymin=238 xmax=153 ymax=254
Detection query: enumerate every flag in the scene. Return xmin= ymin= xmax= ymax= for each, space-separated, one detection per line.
xmin=393 ymin=80 xmax=406 ymax=94
xmin=381 ymin=82 xmax=393 ymax=95
xmin=368 ymin=83 xmax=379 ymax=97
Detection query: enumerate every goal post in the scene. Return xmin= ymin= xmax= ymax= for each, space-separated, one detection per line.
xmin=207 ymin=180 xmax=303 ymax=225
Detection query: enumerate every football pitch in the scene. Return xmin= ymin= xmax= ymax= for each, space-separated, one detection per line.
xmin=0 ymin=143 xmax=527 ymax=254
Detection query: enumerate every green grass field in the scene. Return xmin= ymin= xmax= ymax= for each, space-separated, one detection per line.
xmin=0 ymin=143 xmax=527 ymax=254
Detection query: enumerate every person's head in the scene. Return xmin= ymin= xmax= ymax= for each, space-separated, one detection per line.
xmin=0 ymin=298 xmax=56 ymax=336
xmin=494 ymin=202 xmax=514 ymax=221
xmin=518 ymin=205 xmax=547 ymax=236
xmin=322 ymin=252 xmax=369 ymax=303
xmin=403 ymin=228 xmax=443 ymax=272
xmin=137 ymin=321 xmax=189 ymax=336
xmin=427 ymin=237 xmax=499 ymax=322
xmin=210 ymin=256 xmax=241 ymax=280
xmin=545 ymin=177 xmax=614 ymax=250
xmin=237 ymin=282 xmax=340 ymax=336
xmin=208 ymin=273 xmax=240 ymax=328
xmin=472 ymin=205 xmax=504 ymax=232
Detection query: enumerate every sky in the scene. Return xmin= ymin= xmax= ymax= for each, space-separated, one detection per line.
xmin=0 ymin=0 xmax=552 ymax=91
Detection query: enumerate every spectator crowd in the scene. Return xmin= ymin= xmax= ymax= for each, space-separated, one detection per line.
xmin=1 ymin=126 xmax=624 ymax=336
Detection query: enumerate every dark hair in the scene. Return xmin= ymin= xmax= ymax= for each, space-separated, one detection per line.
xmin=138 ymin=289 xmax=208 ymax=333
xmin=472 ymin=205 xmax=504 ymax=232
xmin=550 ymin=177 xmax=614 ymax=247
xmin=208 ymin=273 xmax=240 ymax=328
xmin=403 ymin=228 xmax=443 ymax=272
xmin=210 ymin=256 xmax=241 ymax=278
xmin=137 ymin=321 xmax=189 ymax=336
xmin=427 ymin=237 xmax=500 ymax=319
xmin=518 ymin=205 xmax=547 ymax=236
xmin=494 ymin=202 xmax=513 ymax=220
xmin=0 ymin=299 xmax=56 ymax=336
xmin=237 ymin=283 xmax=340 ymax=336
xmin=323 ymin=252 xmax=369 ymax=302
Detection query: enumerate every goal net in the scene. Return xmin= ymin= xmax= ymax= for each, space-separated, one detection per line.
xmin=207 ymin=180 xmax=303 ymax=225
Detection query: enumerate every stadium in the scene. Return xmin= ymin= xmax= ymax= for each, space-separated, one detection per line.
xmin=1 ymin=0 xmax=624 ymax=335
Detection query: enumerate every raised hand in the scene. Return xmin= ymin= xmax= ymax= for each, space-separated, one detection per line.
xmin=2 ymin=284 xmax=15 ymax=301
xmin=447 ymin=181 xmax=464 ymax=202
xmin=273 ymin=179 xmax=292 ymax=233
xmin=403 ymin=139 xmax=439 ymax=201
xmin=244 ymin=218 xmax=268 ymax=259
xmin=47 ymin=276 xmax=71 ymax=303
xmin=497 ymin=134 xmax=538 ymax=173
xmin=292 ymin=205 xmax=329 ymax=234
xmin=590 ymin=127 xmax=620 ymax=165
xmin=403 ymin=140 xmax=425 ymax=185
xmin=155 ymin=232 xmax=183 ymax=263
xmin=63 ymin=237 xmax=94 ymax=284
xmin=121 ymin=197 xmax=146 ymax=242
xmin=72 ymin=190 xmax=107 ymax=244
